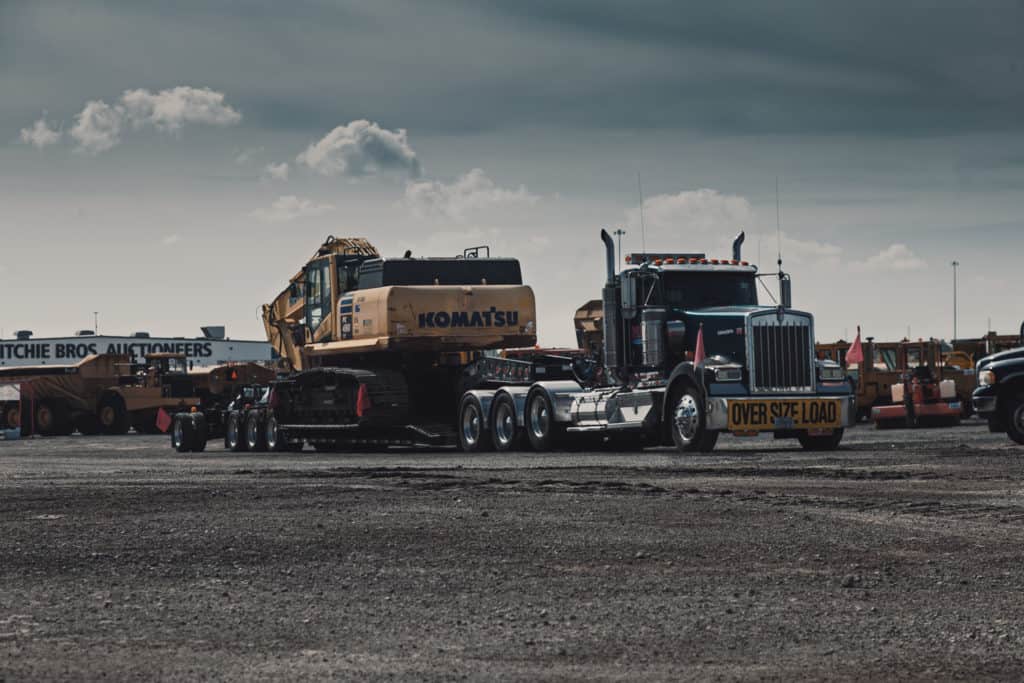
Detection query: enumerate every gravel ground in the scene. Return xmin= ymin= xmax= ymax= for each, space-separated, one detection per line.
xmin=3 ymin=422 xmax=1024 ymax=681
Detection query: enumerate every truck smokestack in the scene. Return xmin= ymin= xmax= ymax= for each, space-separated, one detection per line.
xmin=732 ymin=231 xmax=745 ymax=261
xmin=600 ymin=229 xmax=616 ymax=283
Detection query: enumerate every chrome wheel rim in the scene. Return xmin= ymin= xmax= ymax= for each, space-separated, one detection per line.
xmin=265 ymin=417 xmax=278 ymax=449
xmin=247 ymin=417 xmax=258 ymax=446
xmin=227 ymin=416 xmax=239 ymax=447
xmin=461 ymin=403 xmax=481 ymax=447
xmin=494 ymin=403 xmax=515 ymax=446
xmin=529 ymin=398 xmax=549 ymax=440
xmin=673 ymin=394 xmax=700 ymax=443
xmin=173 ymin=418 xmax=183 ymax=446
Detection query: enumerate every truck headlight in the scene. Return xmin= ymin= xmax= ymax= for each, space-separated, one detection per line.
xmin=819 ymin=366 xmax=846 ymax=382
xmin=713 ymin=366 xmax=742 ymax=382
xmin=979 ymin=370 xmax=997 ymax=386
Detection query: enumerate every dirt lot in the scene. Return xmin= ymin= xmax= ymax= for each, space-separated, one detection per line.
xmin=2 ymin=423 xmax=1024 ymax=681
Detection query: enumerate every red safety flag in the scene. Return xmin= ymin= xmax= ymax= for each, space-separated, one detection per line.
xmin=155 ymin=407 xmax=172 ymax=433
xmin=845 ymin=326 xmax=864 ymax=365
xmin=356 ymin=383 xmax=373 ymax=417
xmin=693 ymin=323 xmax=706 ymax=365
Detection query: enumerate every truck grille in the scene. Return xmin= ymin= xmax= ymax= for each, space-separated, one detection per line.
xmin=749 ymin=313 xmax=814 ymax=393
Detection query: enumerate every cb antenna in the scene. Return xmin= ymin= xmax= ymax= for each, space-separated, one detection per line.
xmin=775 ymin=176 xmax=783 ymax=271
xmin=637 ymin=172 xmax=647 ymax=259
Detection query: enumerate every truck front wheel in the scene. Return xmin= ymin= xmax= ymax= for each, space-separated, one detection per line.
xmin=1005 ymin=394 xmax=1024 ymax=446
xmin=669 ymin=385 xmax=718 ymax=454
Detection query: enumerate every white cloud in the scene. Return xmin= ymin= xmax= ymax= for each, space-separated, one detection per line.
xmin=779 ymin=232 xmax=843 ymax=266
xmin=250 ymin=195 xmax=335 ymax=223
xmin=161 ymin=234 xmax=180 ymax=246
xmin=851 ymin=243 xmax=926 ymax=272
xmin=625 ymin=188 xmax=753 ymax=239
xmin=59 ymin=86 xmax=241 ymax=153
xmin=297 ymin=119 xmax=421 ymax=178
xmin=234 ymin=146 xmax=264 ymax=164
xmin=120 ymin=86 xmax=241 ymax=131
xmin=19 ymin=115 xmax=62 ymax=148
xmin=70 ymin=100 xmax=125 ymax=154
xmin=263 ymin=162 xmax=289 ymax=182
xmin=405 ymin=168 xmax=538 ymax=221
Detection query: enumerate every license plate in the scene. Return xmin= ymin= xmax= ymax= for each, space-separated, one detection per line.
xmin=727 ymin=398 xmax=842 ymax=431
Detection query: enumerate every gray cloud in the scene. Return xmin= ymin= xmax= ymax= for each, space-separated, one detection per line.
xmin=405 ymin=168 xmax=538 ymax=221
xmin=19 ymin=115 xmax=62 ymax=148
xmin=250 ymin=195 xmax=335 ymax=223
xmin=297 ymin=120 xmax=421 ymax=178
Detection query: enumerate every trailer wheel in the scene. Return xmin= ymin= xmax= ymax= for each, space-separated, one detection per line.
xmin=36 ymin=400 xmax=73 ymax=436
xmin=265 ymin=414 xmax=286 ymax=452
xmin=491 ymin=394 xmax=524 ymax=452
xmin=191 ymin=413 xmax=208 ymax=452
xmin=525 ymin=390 xmax=564 ymax=452
xmin=669 ymin=384 xmax=718 ymax=454
xmin=224 ymin=411 xmax=247 ymax=452
xmin=797 ymin=428 xmax=844 ymax=451
xmin=1006 ymin=394 xmax=1024 ymax=446
xmin=457 ymin=395 xmax=491 ymax=453
xmin=172 ymin=414 xmax=194 ymax=452
xmin=98 ymin=395 xmax=131 ymax=435
xmin=246 ymin=410 xmax=268 ymax=452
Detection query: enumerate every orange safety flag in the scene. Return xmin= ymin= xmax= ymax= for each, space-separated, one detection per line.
xmin=356 ymin=383 xmax=373 ymax=417
xmin=155 ymin=407 xmax=172 ymax=433
xmin=845 ymin=326 xmax=864 ymax=365
xmin=693 ymin=323 xmax=706 ymax=365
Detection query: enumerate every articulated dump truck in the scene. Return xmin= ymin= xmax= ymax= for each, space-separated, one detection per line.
xmin=171 ymin=231 xmax=855 ymax=454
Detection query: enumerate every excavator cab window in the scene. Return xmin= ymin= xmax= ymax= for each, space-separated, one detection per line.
xmin=305 ymin=258 xmax=332 ymax=333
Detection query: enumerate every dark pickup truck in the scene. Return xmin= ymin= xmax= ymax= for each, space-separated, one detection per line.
xmin=973 ymin=334 xmax=1024 ymax=444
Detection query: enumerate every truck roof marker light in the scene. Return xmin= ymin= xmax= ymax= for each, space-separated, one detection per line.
xmin=730 ymin=259 xmax=739 ymax=266
xmin=653 ymin=258 xmax=663 ymax=266
xmin=700 ymin=259 xmax=708 ymax=264
xmin=710 ymin=259 xmax=720 ymax=265
xmin=689 ymin=258 xmax=699 ymax=264
xmin=741 ymin=261 xmax=749 ymax=266
xmin=624 ymin=255 xmax=632 ymax=264
xmin=664 ymin=257 xmax=675 ymax=264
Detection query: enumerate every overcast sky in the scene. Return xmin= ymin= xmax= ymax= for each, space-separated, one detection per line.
xmin=2 ymin=1 xmax=1022 ymax=346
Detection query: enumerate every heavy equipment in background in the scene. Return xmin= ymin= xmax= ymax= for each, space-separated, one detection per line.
xmin=171 ymin=236 xmax=540 ymax=452
xmin=868 ymin=341 xmax=962 ymax=428
xmin=456 ymin=230 xmax=855 ymax=453
xmin=817 ymin=337 xmax=975 ymax=421
xmin=0 ymin=354 xmax=199 ymax=436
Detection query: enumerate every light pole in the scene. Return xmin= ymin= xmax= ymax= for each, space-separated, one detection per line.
xmin=613 ymin=228 xmax=626 ymax=271
xmin=951 ymin=261 xmax=959 ymax=343
xmin=93 ymin=311 xmax=99 ymax=335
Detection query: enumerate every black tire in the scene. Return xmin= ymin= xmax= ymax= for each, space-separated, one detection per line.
xmin=490 ymin=394 xmax=525 ymax=452
xmin=2 ymin=402 xmax=20 ymax=430
xmin=98 ymin=395 xmax=130 ymax=435
xmin=265 ymin=414 xmax=286 ymax=452
xmin=191 ymin=413 xmax=208 ymax=452
xmin=1005 ymin=394 xmax=1024 ymax=446
xmin=797 ymin=428 xmax=844 ymax=451
xmin=525 ymin=390 xmax=564 ymax=452
xmin=245 ymin=410 xmax=268 ymax=452
xmin=224 ymin=411 xmax=247 ymax=452
xmin=172 ymin=414 xmax=194 ymax=453
xmin=132 ymin=410 xmax=162 ymax=435
xmin=457 ymin=395 xmax=491 ymax=453
xmin=668 ymin=384 xmax=718 ymax=454
xmin=36 ymin=400 xmax=73 ymax=436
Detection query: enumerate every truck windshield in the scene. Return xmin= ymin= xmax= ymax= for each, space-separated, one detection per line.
xmin=660 ymin=272 xmax=758 ymax=309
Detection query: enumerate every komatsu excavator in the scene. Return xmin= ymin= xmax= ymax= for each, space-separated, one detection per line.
xmin=254 ymin=236 xmax=538 ymax=450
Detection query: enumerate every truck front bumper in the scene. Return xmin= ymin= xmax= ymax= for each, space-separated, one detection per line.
xmin=972 ymin=386 xmax=998 ymax=416
xmin=705 ymin=394 xmax=856 ymax=432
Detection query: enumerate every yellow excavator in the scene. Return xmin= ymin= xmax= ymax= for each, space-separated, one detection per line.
xmin=235 ymin=236 xmax=538 ymax=450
